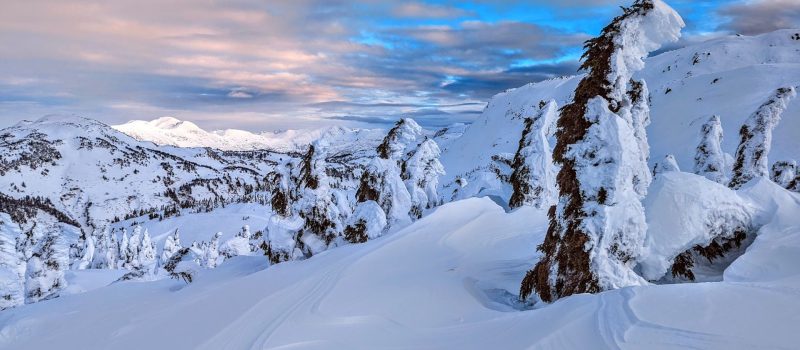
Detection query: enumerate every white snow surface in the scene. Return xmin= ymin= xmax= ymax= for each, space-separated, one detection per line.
xmin=1 ymin=189 xmax=800 ymax=349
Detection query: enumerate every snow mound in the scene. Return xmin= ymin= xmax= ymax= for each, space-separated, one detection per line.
xmin=639 ymin=171 xmax=752 ymax=280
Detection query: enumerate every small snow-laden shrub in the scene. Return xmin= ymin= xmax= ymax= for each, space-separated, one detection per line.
xmin=344 ymin=201 xmax=388 ymax=244
xmin=771 ymin=160 xmax=796 ymax=189
xmin=639 ymin=172 xmax=753 ymax=281
xmin=264 ymin=214 xmax=305 ymax=264
xmin=163 ymin=247 xmax=197 ymax=284
xmin=652 ymin=154 xmax=680 ymax=177
xmin=220 ymin=226 xmax=253 ymax=259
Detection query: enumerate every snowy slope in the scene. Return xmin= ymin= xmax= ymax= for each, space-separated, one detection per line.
xmin=440 ymin=29 xmax=800 ymax=203
xmin=113 ymin=117 xmax=386 ymax=152
xmin=2 ymin=182 xmax=799 ymax=349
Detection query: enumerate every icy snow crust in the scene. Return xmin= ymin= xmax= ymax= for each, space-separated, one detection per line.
xmin=2 ymin=188 xmax=800 ymax=349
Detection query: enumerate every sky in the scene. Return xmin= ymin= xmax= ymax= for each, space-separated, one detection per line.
xmin=1 ymin=0 xmax=799 ymax=131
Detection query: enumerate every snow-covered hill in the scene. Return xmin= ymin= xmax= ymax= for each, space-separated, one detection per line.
xmin=440 ymin=29 xmax=800 ymax=203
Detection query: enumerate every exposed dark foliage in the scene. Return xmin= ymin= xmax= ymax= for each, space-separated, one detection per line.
xmin=521 ymin=0 xmax=656 ymax=303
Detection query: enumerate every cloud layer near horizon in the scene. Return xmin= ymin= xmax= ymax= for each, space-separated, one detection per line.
xmin=1 ymin=0 xmax=797 ymax=131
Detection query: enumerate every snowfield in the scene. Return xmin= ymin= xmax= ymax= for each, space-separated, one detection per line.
xmin=2 ymin=183 xmax=800 ymax=349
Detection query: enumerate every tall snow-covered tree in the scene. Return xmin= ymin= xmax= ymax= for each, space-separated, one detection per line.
xmin=25 ymin=229 xmax=68 ymax=303
xmin=729 ymin=87 xmax=797 ymax=189
xmin=402 ymin=138 xmax=445 ymax=218
xmin=125 ymin=226 xmax=143 ymax=270
xmin=106 ymin=230 xmax=119 ymax=269
xmin=0 ymin=214 xmax=24 ymax=310
xmin=355 ymin=157 xmax=412 ymax=227
xmin=652 ymin=154 xmax=680 ymax=176
xmin=118 ymin=228 xmax=129 ymax=269
xmin=694 ymin=115 xmax=727 ymax=184
xmin=139 ymin=229 xmax=157 ymax=272
xmin=160 ymin=229 xmax=182 ymax=264
xmin=520 ymin=0 xmax=683 ymax=303
xmin=292 ymin=141 xmax=344 ymax=257
xmin=771 ymin=160 xmax=796 ymax=189
xmin=76 ymin=233 xmax=95 ymax=270
xmin=509 ymin=100 xmax=559 ymax=209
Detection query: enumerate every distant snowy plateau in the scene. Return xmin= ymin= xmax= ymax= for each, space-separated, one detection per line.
xmin=1 ymin=24 xmax=800 ymax=350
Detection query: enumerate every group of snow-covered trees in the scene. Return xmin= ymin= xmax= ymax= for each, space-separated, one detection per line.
xmin=261 ymin=118 xmax=445 ymax=262
xmin=519 ymin=0 xmax=799 ymax=304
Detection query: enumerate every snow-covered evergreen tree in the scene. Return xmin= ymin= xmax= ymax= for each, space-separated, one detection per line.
xmin=377 ymin=118 xmax=424 ymax=162
xmin=76 ymin=233 xmax=95 ymax=270
xmin=160 ymin=229 xmax=182 ymax=264
xmin=268 ymin=160 xmax=293 ymax=217
xmin=509 ymin=100 xmax=558 ymax=209
xmin=125 ymin=226 xmax=143 ymax=270
xmin=139 ymin=229 xmax=157 ymax=272
xmin=0 ymin=214 xmax=24 ymax=310
xmin=204 ymin=232 xmax=222 ymax=268
xmin=356 ymin=157 xmax=412 ymax=227
xmin=652 ymin=154 xmax=680 ymax=176
xmin=163 ymin=247 xmax=196 ymax=284
xmin=402 ymin=138 xmax=445 ymax=218
xmin=293 ymin=141 xmax=344 ymax=257
xmin=25 ymin=229 xmax=68 ymax=303
xmin=118 ymin=228 xmax=129 ymax=269
xmin=520 ymin=0 xmax=683 ymax=303
xmin=694 ymin=115 xmax=727 ymax=184
xmin=729 ymin=87 xmax=797 ymax=189
xmin=344 ymin=201 xmax=388 ymax=244
xmin=106 ymin=230 xmax=119 ymax=269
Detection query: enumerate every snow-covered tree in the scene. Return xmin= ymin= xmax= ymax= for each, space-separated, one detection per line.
xmin=520 ymin=0 xmax=684 ymax=303
xmin=729 ymin=87 xmax=797 ymax=189
xmin=203 ymin=232 xmax=222 ymax=268
xmin=377 ymin=118 xmax=425 ymax=162
xmin=268 ymin=160 xmax=293 ymax=217
xmin=0 ymin=215 xmax=24 ymax=310
xmin=125 ymin=226 xmax=143 ymax=270
xmin=771 ymin=160 xmax=796 ymax=189
xmin=652 ymin=154 xmax=680 ymax=176
xmin=163 ymin=247 xmax=196 ymax=284
xmin=694 ymin=115 xmax=727 ymax=184
xmin=293 ymin=142 xmax=344 ymax=257
xmin=356 ymin=157 xmax=412 ymax=227
xmin=221 ymin=225 xmax=253 ymax=258
xmin=139 ymin=229 xmax=157 ymax=272
xmin=118 ymin=228 xmax=129 ymax=269
xmin=25 ymin=230 xmax=68 ymax=303
xmin=76 ymin=233 xmax=95 ymax=270
xmin=160 ymin=229 xmax=182 ymax=264
xmin=402 ymin=138 xmax=445 ymax=218
xmin=509 ymin=100 xmax=558 ymax=209
xmin=106 ymin=230 xmax=119 ymax=269
xmin=344 ymin=201 xmax=388 ymax=244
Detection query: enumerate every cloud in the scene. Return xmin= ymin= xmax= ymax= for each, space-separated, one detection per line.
xmin=0 ymin=0 xmax=744 ymax=131
xmin=227 ymin=90 xmax=254 ymax=99
xmin=393 ymin=3 xmax=471 ymax=19
xmin=717 ymin=0 xmax=800 ymax=35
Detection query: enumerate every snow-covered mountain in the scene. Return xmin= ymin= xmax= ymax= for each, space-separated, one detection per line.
xmin=113 ymin=116 xmax=388 ymax=152
xmin=2 ymin=8 xmax=800 ymax=349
